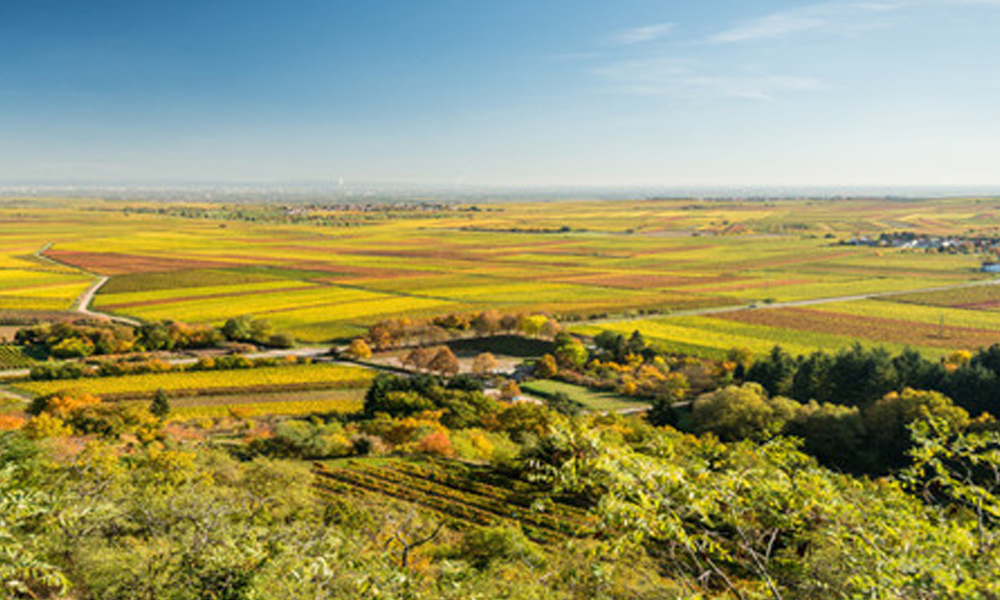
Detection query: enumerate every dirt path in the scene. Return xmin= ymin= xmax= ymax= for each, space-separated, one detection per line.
xmin=74 ymin=276 xmax=142 ymax=326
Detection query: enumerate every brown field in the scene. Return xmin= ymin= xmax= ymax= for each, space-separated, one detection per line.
xmin=44 ymin=250 xmax=233 ymax=275
xmin=716 ymin=306 xmax=1000 ymax=350
xmin=101 ymin=285 xmax=318 ymax=310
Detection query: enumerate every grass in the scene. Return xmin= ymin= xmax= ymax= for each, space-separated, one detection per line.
xmin=520 ymin=380 xmax=648 ymax=413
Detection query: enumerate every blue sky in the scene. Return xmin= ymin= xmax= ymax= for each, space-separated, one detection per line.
xmin=2 ymin=0 xmax=1000 ymax=188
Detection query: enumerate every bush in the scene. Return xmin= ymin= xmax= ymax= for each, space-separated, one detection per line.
xmin=458 ymin=523 xmax=542 ymax=569
xmin=253 ymin=419 xmax=355 ymax=459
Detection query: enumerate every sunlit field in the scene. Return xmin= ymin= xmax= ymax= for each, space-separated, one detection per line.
xmin=1 ymin=197 xmax=998 ymax=355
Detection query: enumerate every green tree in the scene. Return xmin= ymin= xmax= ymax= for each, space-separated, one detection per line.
xmin=150 ymin=388 xmax=171 ymax=421
xmin=745 ymin=345 xmax=797 ymax=397
xmin=553 ymin=334 xmax=588 ymax=370
xmin=691 ymin=382 xmax=802 ymax=441
xmin=865 ymin=388 xmax=969 ymax=471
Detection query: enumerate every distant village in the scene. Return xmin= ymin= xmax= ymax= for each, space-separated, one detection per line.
xmin=844 ymin=231 xmax=1000 ymax=271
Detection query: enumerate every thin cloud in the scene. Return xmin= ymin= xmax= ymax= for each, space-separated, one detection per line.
xmin=709 ymin=1 xmax=911 ymax=43
xmin=594 ymin=58 xmax=825 ymax=100
xmin=608 ymin=23 xmax=674 ymax=45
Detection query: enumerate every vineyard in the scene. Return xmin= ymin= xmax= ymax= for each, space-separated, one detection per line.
xmin=14 ymin=362 xmax=375 ymax=399
xmin=0 ymin=198 xmax=999 ymax=350
xmin=0 ymin=345 xmax=35 ymax=369
xmin=313 ymin=458 xmax=597 ymax=544
xmin=169 ymin=396 xmax=364 ymax=419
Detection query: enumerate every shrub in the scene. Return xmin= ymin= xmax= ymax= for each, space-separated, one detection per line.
xmin=415 ymin=430 xmax=454 ymax=457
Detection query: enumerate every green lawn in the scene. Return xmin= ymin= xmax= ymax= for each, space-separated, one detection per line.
xmin=520 ymin=380 xmax=648 ymax=413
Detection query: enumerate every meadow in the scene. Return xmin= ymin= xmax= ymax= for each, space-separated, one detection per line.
xmin=0 ymin=196 xmax=998 ymax=359
xmin=519 ymin=379 xmax=649 ymax=413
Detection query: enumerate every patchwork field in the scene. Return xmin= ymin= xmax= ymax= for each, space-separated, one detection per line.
xmin=0 ymin=197 xmax=999 ymax=355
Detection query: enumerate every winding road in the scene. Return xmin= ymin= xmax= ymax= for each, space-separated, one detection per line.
xmin=73 ymin=276 xmax=142 ymax=326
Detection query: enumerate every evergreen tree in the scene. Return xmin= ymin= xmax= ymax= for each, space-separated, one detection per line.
xmin=745 ymin=345 xmax=797 ymax=397
xmin=150 ymin=388 xmax=171 ymax=420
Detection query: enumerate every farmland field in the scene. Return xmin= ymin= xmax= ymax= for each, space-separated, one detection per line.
xmin=13 ymin=362 xmax=375 ymax=399
xmin=0 ymin=345 xmax=35 ymax=370
xmin=313 ymin=457 xmax=596 ymax=544
xmin=0 ymin=197 xmax=999 ymax=355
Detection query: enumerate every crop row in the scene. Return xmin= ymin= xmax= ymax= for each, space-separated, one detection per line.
xmin=0 ymin=345 xmax=35 ymax=369
xmin=716 ymin=307 xmax=999 ymax=351
xmin=100 ymin=268 xmax=282 ymax=294
xmin=388 ymin=461 xmax=591 ymax=523
xmin=314 ymin=463 xmax=588 ymax=543
xmin=887 ymin=284 xmax=1000 ymax=309
xmin=348 ymin=462 xmax=592 ymax=536
xmin=314 ymin=465 xmax=564 ymax=544
xmin=15 ymin=363 xmax=374 ymax=397
xmin=171 ymin=398 xmax=364 ymax=419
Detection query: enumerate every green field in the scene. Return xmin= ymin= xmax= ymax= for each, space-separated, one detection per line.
xmin=520 ymin=380 xmax=649 ymax=413
xmin=14 ymin=362 xmax=374 ymax=399
xmin=160 ymin=388 xmax=367 ymax=419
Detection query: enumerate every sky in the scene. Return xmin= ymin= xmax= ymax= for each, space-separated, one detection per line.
xmin=2 ymin=0 xmax=1000 ymax=189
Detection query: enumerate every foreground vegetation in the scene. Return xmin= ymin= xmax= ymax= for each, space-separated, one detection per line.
xmin=3 ymin=383 xmax=1000 ymax=599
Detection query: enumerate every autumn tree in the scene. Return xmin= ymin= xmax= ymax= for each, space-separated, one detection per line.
xmin=499 ymin=380 xmax=521 ymax=401
xmin=427 ymin=346 xmax=460 ymax=376
xmin=471 ymin=310 xmax=502 ymax=336
xmin=347 ymin=338 xmax=373 ymax=360
xmin=534 ymin=354 xmax=558 ymax=378
xmin=471 ymin=352 xmax=498 ymax=375
xmin=402 ymin=346 xmax=436 ymax=371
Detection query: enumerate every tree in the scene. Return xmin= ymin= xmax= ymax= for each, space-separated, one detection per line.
xmin=827 ymin=343 xmax=898 ymax=407
xmin=745 ymin=346 xmax=797 ymax=398
xmin=346 ymin=338 xmax=372 ymax=360
xmin=791 ymin=351 xmax=835 ymax=403
xmin=471 ymin=352 xmax=498 ymax=375
xmin=499 ymin=380 xmax=521 ymax=401
xmin=553 ymin=334 xmax=588 ymax=371
xmin=691 ymin=383 xmax=801 ymax=441
xmin=534 ymin=354 xmax=558 ymax=378
xmin=150 ymin=388 xmax=171 ymax=421
xmin=864 ymin=388 xmax=969 ymax=471
xmin=626 ymin=330 xmax=647 ymax=355
xmin=904 ymin=417 xmax=1000 ymax=554
xmin=540 ymin=318 xmax=562 ymax=339
xmin=518 ymin=315 xmax=549 ymax=338
xmin=402 ymin=346 xmax=436 ymax=372
xmin=471 ymin=310 xmax=501 ymax=336
xmin=427 ymin=347 xmax=460 ymax=376
xmin=222 ymin=316 xmax=255 ymax=342
xmin=593 ymin=331 xmax=627 ymax=362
